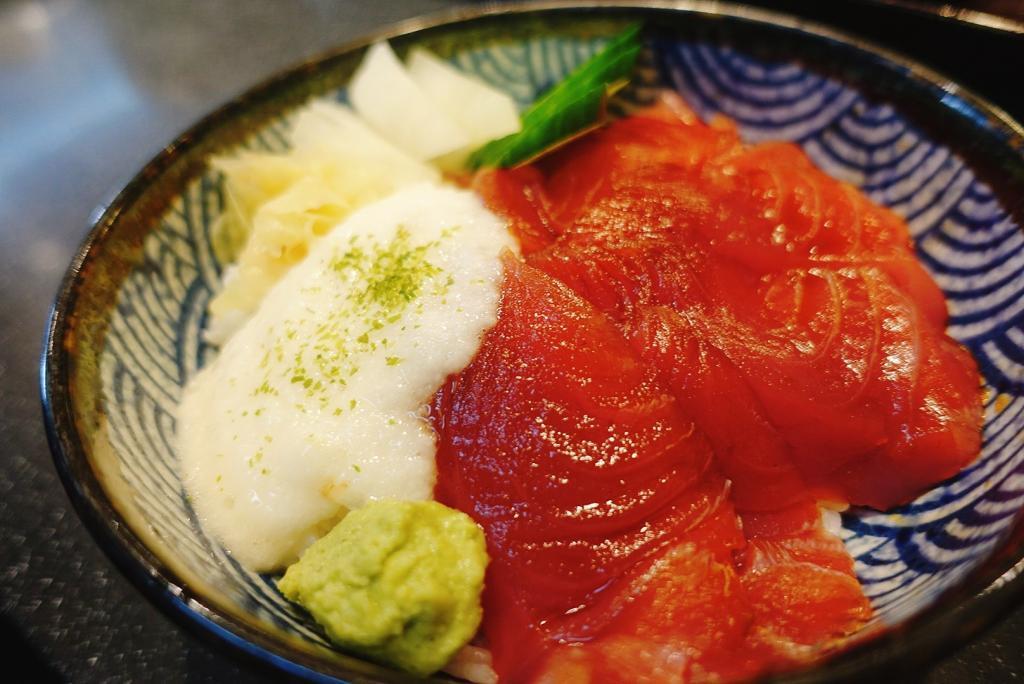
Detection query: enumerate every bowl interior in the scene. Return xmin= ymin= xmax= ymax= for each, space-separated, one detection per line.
xmin=46 ymin=4 xmax=1024 ymax=682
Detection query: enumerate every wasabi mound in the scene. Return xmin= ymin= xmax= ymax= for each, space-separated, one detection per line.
xmin=278 ymin=500 xmax=488 ymax=676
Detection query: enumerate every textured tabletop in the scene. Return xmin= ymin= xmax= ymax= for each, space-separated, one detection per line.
xmin=2 ymin=1 xmax=1022 ymax=681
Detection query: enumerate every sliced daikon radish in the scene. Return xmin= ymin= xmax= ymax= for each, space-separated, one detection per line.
xmin=349 ymin=42 xmax=469 ymax=161
xmin=206 ymin=100 xmax=439 ymax=344
xmin=289 ymin=100 xmax=440 ymax=187
xmin=406 ymin=47 xmax=521 ymax=146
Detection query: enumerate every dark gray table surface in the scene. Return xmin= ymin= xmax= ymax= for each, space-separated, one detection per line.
xmin=2 ymin=1 xmax=1022 ymax=681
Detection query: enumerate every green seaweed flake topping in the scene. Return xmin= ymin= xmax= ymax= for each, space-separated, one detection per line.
xmin=348 ymin=227 xmax=443 ymax=310
xmin=254 ymin=226 xmax=451 ymax=409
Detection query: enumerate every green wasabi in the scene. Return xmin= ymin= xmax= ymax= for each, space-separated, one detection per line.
xmin=278 ymin=500 xmax=488 ymax=677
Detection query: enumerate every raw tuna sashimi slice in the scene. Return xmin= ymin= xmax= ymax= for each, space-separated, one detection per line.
xmin=707 ymin=264 xmax=982 ymax=507
xmin=625 ymin=304 xmax=872 ymax=650
xmin=624 ymin=304 xmax=811 ymax=514
xmin=471 ymin=166 xmax=560 ymax=256
xmin=477 ymin=97 xmax=982 ymax=509
xmin=455 ymin=93 xmax=979 ymax=681
xmin=431 ymin=256 xmax=747 ymax=682
xmin=531 ymin=545 xmax=757 ymax=684
xmin=740 ymin=504 xmax=872 ymax=657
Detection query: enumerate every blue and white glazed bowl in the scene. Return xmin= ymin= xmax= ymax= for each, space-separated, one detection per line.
xmin=41 ymin=3 xmax=1024 ymax=682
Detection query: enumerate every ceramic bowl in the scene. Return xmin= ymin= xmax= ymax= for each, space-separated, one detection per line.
xmin=42 ymin=2 xmax=1024 ymax=682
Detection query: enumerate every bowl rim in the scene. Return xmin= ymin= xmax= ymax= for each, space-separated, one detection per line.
xmin=40 ymin=2 xmax=1024 ymax=682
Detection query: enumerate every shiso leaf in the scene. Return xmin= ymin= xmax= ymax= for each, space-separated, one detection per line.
xmin=468 ymin=23 xmax=642 ymax=169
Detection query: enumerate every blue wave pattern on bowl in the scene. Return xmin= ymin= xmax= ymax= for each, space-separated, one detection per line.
xmin=99 ymin=32 xmax=1023 ymax=648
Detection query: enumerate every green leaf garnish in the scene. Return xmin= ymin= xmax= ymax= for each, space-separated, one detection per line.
xmin=468 ymin=23 xmax=642 ymax=169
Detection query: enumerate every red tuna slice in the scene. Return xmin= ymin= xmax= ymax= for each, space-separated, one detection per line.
xmin=493 ymin=98 xmax=949 ymax=330
xmin=705 ymin=265 xmax=895 ymax=480
xmin=696 ymin=141 xmax=952 ymax=329
xmin=531 ymin=545 xmax=760 ymax=684
xmin=524 ymin=173 xmax=978 ymax=507
xmin=527 ymin=234 xmax=702 ymax=323
xmin=530 ymin=523 xmax=866 ymax=683
xmin=823 ymin=328 xmax=983 ymax=507
xmin=534 ymin=106 xmax=740 ymax=231
xmin=431 ymin=255 xmax=746 ymax=682
xmin=624 ymin=305 xmax=871 ymax=645
xmin=624 ymin=304 xmax=811 ymax=514
xmin=740 ymin=503 xmax=871 ymax=650
xmin=620 ymin=305 xmax=869 ymax=648
xmin=741 ymin=504 xmax=855 ymax=575
xmin=472 ymin=166 xmax=560 ymax=256
xmin=699 ymin=142 xmax=881 ymax=264
xmin=515 ymin=99 xmax=951 ymax=331
xmin=743 ymin=560 xmax=871 ymax=652
xmin=521 ymin=162 xmax=719 ymax=324
xmin=707 ymin=264 xmax=981 ymax=508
